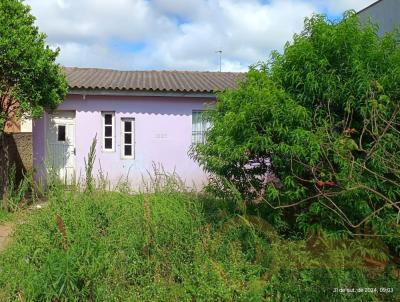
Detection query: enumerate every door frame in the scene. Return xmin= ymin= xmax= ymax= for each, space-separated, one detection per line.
xmin=45 ymin=110 xmax=76 ymax=184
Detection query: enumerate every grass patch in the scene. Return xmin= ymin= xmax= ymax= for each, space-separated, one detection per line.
xmin=0 ymin=188 xmax=398 ymax=301
xmin=0 ymin=208 xmax=12 ymax=224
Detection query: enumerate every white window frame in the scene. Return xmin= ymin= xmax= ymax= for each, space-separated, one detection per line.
xmin=121 ymin=118 xmax=135 ymax=159
xmin=192 ymin=110 xmax=211 ymax=144
xmin=102 ymin=111 xmax=115 ymax=152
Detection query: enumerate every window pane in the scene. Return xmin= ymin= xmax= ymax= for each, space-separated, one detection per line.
xmin=105 ymin=126 xmax=112 ymax=137
xmin=124 ymin=121 xmax=132 ymax=132
xmin=124 ymin=145 xmax=132 ymax=156
xmin=105 ymin=138 xmax=112 ymax=149
xmin=125 ymin=133 xmax=132 ymax=144
xmin=193 ymin=112 xmax=199 ymax=127
xmin=58 ymin=125 xmax=66 ymax=142
xmin=192 ymin=111 xmax=207 ymax=144
xmin=104 ymin=114 xmax=112 ymax=125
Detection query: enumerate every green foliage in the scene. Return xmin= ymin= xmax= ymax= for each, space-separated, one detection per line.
xmin=1 ymin=163 xmax=33 ymax=212
xmin=0 ymin=0 xmax=67 ymax=131
xmin=0 ymin=9 xmax=398 ymax=301
xmin=193 ymin=11 xmax=400 ymax=253
xmin=0 ymin=186 xmax=398 ymax=301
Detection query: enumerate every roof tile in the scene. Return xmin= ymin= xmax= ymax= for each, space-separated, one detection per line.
xmin=64 ymin=67 xmax=244 ymax=93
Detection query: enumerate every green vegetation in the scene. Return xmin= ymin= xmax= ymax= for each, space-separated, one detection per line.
xmin=0 ymin=0 xmax=67 ymax=132
xmin=1 ymin=164 xmax=35 ymax=212
xmin=0 ymin=0 xmax=67 ymax=200
xmin=193 ymin=12 xmax=400 ymax=253
xmin=0 ymin=185 xmax=399 ymax=301
xmin=0 ymin=207 xmax=11 ymax=223
xmin=1 ymin=10 xmax=399 ymax=302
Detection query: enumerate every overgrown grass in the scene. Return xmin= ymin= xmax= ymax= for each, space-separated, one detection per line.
xmin=1 ymin=163 xmax=37 ymax=213
xmin=0 ymin=185 xmax=398 ymax=301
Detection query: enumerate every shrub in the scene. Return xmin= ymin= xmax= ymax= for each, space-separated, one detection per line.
xmin=192 ymin=12 xmax=400 ymax=250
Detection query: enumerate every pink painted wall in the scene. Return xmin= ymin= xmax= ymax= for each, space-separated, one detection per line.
xmin=32 ymin=94 xmax=215 ymax=189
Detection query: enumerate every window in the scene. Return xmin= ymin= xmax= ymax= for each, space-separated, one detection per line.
xmin=192 ymin=110 xmax=211 ymax=144
xmin=57 ymin=125 xmax=66 ymax=142
xmin=121 ymin=118 xmax=135 ymax=159
xmin=102 ymin=112 xmax=115 ymax=151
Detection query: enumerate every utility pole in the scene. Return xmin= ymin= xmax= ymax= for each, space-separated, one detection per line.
xmin=216 ymin=50 xmax=222 ymax=72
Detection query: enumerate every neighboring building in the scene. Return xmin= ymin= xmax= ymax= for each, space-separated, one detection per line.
xmin=20 ymin=118 xmax=33 ymax=132
xmin=4 ymin=118 xmax=32 ymax=133
xmin=3 ymin=109 xmax=32 ymax=133
xmin=33 ymin=67 xmax=243 ymax=188
xmin=358 ymin=0 xmax=400 ymax=35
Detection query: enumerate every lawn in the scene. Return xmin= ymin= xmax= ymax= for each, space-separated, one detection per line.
xmin=0 ymin=185 xmax=399 ymax=301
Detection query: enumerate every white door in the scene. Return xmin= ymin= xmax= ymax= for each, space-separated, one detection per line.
xmin=47 ymin=111 xmax=76 ymax=185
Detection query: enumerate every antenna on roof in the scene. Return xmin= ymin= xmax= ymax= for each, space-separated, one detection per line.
xmin=216 ymin=50 xmax=222 ymax=72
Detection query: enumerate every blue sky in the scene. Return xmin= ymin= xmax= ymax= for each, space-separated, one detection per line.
xmin=26 ymin=0 xmax=377 ymax=72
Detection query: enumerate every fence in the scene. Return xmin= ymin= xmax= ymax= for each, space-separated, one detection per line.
xmin=0 ymin=133 xmax=32 ymax=198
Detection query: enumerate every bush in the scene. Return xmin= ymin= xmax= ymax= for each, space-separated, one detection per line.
xmin=192 ymin=12 xmax=400 ymax=252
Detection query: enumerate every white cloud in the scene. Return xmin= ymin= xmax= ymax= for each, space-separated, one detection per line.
xmin=25 ymin=0 xmax=378 ymax=72
xmin=27 ymin=0 xmax=177 ymax=44
xmin=149 ymin=0 xmax=315 ymax=70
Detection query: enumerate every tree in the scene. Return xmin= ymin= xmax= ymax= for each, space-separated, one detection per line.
xmin=192 ymin=12 xmax=400 ymax=248
xmin=0 ymin=0 xmax=68 ymax=200
xmin=0 ymin=0 xmax=68 ymax=132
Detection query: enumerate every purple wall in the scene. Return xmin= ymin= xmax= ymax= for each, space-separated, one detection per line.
xmin=32 ymin=94 xmax=215 ymax=189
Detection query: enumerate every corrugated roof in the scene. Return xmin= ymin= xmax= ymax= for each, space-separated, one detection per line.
xmin=64 ymin=67 xmax=244 ymax=93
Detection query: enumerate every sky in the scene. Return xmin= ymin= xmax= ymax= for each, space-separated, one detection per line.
xmin=25 ymin=0 xmax=377 ymax=72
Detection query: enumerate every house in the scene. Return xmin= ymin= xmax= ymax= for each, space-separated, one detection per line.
xmin=358 ymin=0 xmax=400 ymax=35
xmin=2 ymin=101 xmax=32 ymax=133
xmin=5 ymin=118 xmax=32 ymax=133
xmin=32 ymin=67 xmax=243 ymax=189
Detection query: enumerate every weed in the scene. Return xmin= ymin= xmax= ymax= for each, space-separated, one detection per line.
xmin=0 ymin=172 xmax=398 ymax=301
xmin=141 ymin=163 xmax=188 ymax=194
xmin=1 ymin=164 xmax=34 ymax=212
xmin=84 ymin=135 xmax=97 ymax=193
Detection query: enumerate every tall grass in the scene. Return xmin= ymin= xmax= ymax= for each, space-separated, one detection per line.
xmin=1 ymin=139 xmax=398 ymax=300
xmin=0 ymin=178 xmax=398 ymax=301
xmin=84 ymin=135 xmax=97 ymax=193
xmin=0 ymin=149 xmax=398 ymax=301
xmin=1 ymin=163 xmax=35 ymax=212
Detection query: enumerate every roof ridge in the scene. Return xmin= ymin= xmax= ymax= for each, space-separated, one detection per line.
xmin=64 ymin=66 xmax=246 ymax=93
xmin=63 ymin=66 xmax=244 ymax=74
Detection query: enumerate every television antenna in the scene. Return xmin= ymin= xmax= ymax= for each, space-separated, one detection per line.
xmin=216 ymin=50 xmax=222 ymax=72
